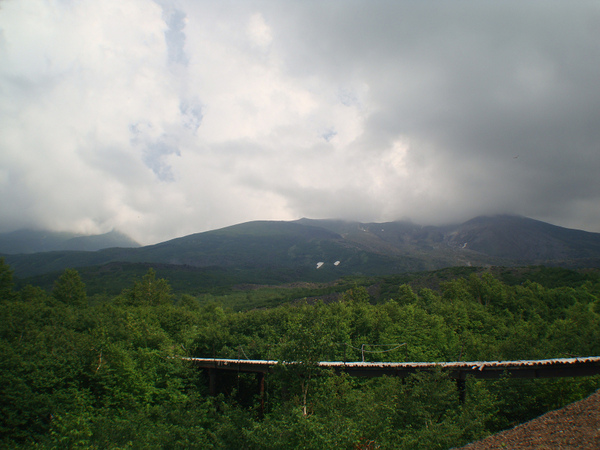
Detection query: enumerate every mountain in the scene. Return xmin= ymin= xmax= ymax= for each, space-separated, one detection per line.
xmin=445 ymin=215 xmax=600 ymax=261
xmin=0 ymin=229 xmax=140 ymax=254
xmin=4 ymin=215 xmax=600 ymax=282
xmin=296 ymin=215 xmax=600 ymax=264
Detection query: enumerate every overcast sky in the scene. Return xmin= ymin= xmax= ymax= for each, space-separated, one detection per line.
xmin=2 ymin=0 xmax=600 ymax=244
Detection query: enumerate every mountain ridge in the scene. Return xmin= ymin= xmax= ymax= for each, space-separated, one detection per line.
xmin=4 ymin=215 xmax=600 ymax=281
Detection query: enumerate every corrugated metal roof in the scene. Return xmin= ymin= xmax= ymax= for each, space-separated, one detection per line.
xmin=183 ymin=358 xmax=279 ymax=366
xmin=185 ymin=356 xmax=600 ymax=369
xmin=318 ymin=356 xmax=600 ymax=370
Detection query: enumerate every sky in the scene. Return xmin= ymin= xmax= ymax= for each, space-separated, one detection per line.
xmin=2 ymin=0 xmax=600 ymax=245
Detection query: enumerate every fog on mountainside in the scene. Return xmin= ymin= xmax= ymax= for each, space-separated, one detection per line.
xmin=0 ymin=229 xmax=140 ymax=254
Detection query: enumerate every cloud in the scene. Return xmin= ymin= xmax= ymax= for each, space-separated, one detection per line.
xmin=2 ymin=0 xmax=600 ymax=244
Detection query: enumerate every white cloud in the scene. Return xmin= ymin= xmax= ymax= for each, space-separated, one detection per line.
xmin=2 ymin=0 xmax=600 ymax=244
xmin=247 ymin=13 xmax=272 ymax=48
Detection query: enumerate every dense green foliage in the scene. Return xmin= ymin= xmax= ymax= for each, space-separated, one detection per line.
xmin=2 ymin=258 xmax=600 ymax=449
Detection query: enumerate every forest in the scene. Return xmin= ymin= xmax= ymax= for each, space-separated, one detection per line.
xmin=1 ymin=258 xmax=600 ymax=449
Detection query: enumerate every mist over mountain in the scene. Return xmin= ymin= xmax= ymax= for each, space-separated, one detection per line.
xmin=0 ymin=229 xmax=140 ymax=254
xmin=4 ymin=215 xmax=600 ymax=282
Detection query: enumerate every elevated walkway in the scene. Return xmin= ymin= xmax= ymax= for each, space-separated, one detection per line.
xmin=185 ymin=356 xmax=600 ymax=379
xmin=186 ymin=356 xmax=600 ymax=404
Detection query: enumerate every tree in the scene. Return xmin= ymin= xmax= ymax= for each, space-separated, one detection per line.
xmin=53 ymin=269 xmax=87 ymax=306
xmin=0 ymin=258 xmax=15 ymax=301
xmin=398 ymin=284 xmax=418 ymax=305
xmin=125 ymin=268 xmax=173 ymax=306
xmin=342 ymin=285 xmax=370 ymax=304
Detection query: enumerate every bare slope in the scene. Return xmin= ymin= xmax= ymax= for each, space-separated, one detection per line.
xmin=458 ymin=389 xmax=600 ymax=449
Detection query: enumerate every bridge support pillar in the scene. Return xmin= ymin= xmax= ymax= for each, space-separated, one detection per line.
xmin=257 ymin=372 xmax=265 ymax=417
xmin=456 ymin=377 xmax=466 ymax=404
xmin=209 ymin=368 xmax=217 ymax=396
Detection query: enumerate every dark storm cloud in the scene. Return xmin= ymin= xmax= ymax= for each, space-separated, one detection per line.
xmin=260 ymin=1 xmax=600 ymax=228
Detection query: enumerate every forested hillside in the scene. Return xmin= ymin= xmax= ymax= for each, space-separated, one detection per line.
xmin=1 ymin=258 xmax=600 ymax=449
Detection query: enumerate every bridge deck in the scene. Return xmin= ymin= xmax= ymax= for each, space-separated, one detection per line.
xmin=185 ymin=356 xmax=600 ymax=379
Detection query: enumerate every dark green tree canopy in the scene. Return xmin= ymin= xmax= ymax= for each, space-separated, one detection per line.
xmin=53 ymin=268 xmax=87 ymax=306
xmin=1 ymin=262 xmax=600 ymax=449
xmin=125 ymin=268 xmax=173 ymax=306
xmin=0 ymin=258 xmax=15 ymax=302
